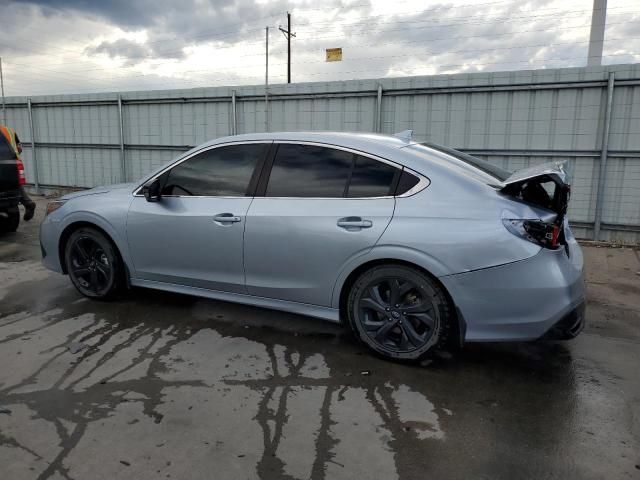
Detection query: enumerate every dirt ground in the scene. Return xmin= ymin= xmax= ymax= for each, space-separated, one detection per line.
xmin=1 ymin=196 xmax=639 ymax=480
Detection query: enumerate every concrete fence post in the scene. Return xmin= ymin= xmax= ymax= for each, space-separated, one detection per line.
xmin=593 ymin=71 xmax=615 ymax=241
xmin=27 ymin=98 xmax=39 ymax=193
xmin=117 ymin=95 xmax=126 ymax=182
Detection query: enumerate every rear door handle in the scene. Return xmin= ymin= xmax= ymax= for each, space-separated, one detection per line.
xmin=213 ymin=213 xmax=241 ymax=224
xmin=337 ymin=217 xmax=373 ymax=230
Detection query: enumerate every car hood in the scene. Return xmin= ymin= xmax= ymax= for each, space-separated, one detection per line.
xmin=61 ymin=182 xmax=136 ymax=201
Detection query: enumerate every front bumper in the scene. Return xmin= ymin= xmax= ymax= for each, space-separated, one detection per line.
xmin=440 ymin=240 xmax=585 ymax=342
xmin=40 ymin=216 xmax=64 ymax=273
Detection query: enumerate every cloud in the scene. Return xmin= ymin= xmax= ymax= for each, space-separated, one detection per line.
xmin=85 ymin=37 xmax=192 ymax=64
xmin=16 ymin=0 xmax=293 ymax=60
xmin=0 ymin=0 xmax=637 ymax=96
xmin=86 ymin=38 xmax=160 ymax=64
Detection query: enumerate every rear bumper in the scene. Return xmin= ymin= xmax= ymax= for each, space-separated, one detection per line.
xmin=440 ymin=240 xmax=585 ymax=342
xmin=541 ymin=301 xmax=586 ymax=340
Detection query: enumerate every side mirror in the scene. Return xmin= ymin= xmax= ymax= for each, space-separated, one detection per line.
xmin=142 ymin=178 xmax=161 ymax=202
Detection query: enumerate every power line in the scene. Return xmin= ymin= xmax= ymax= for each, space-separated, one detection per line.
xmin=295 ymin=4 xmax=637 ymax=31
xmin=297 ymin=19 xmax=639 ymax=44
xmin=5 ymin=4 xmax=634 ymax=66
xmin=284 ymin=53 xmax=638 ymax=79
xmin=5 ymin=51 xmax=634 ymax=95
xmin=1 ymin=2 xmax=638 ymax=95
xmin=2 ymin=5 xmax=636 ymax=71
xmin=288 ymin=37 xmax=640 ymax=66
xmin=11 ymin=34 xmax=637 ymax=82
xmin=3 ymin=21 xmax=638 ymax=92
xmin=8 ymin=16 xmax=639 ymax=79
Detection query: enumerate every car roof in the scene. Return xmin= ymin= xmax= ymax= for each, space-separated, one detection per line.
xmin=205 ymin=131 xmax=413 ymax=151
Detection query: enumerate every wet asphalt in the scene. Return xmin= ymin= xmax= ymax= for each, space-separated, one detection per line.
xmin=1 ymin=197 xmax=639 ymax=480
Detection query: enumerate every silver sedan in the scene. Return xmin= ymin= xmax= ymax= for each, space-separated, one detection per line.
xmin=40 ymin=131 xmax=585 ymax=361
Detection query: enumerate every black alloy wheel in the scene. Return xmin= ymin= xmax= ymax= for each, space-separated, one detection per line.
xmin=65 ymin=228 xmax=122 ymax=299
xmin=347 ymin=265 xmax=452 ymax=361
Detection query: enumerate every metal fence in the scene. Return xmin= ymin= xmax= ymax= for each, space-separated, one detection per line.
xmin=4 ymin=64 xmax=640 ymax=243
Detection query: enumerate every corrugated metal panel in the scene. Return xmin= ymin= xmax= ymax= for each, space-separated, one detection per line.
xmin=3 ymin=64 xmax=640 ymax=242
xmin=127 ymin=149 xmax=180 ymax=181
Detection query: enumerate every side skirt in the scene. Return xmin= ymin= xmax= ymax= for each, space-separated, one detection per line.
xmin=130 ymin=278 xmax=341 ymax=323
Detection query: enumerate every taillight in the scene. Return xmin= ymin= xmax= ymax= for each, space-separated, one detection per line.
xmin=502 ymin=218 xmax=561 ymax=249
xmin=16 ymin=158 xmax=26 ymax=185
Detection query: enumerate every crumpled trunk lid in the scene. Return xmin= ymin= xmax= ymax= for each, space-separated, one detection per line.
xmin=499 ymin=162 xmax=572 ymax=250
xmin=500 ymin=162 xmax=570 ymax=220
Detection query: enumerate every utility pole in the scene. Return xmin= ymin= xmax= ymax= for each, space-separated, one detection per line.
xmin=587 ymin=0 xmax=607 ymax=66
xmin=0 ymin=57 xmax=6 ymax=124
xmin=265 ymin=26 xmax=269 ymax=132
xmin=279 ymin=12 xmax=296 ymax=83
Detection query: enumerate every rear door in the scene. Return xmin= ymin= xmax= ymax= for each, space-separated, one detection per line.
xmin=127 ymin=142 xmax=269 ymax=293
xmin=243 ymin=142 xmax=399 ymax=306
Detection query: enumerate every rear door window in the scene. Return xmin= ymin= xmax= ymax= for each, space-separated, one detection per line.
xmin=162 ymin=143 xmax=266 ymax=196
xmin=266 ymin=144 xmax=353 ymax=197
xmin=264 ymin=144 xmax=409 ymax=198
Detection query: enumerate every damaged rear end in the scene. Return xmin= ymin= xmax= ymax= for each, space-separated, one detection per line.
xmin=438 ymin=158 xmax=586 ymax=343
xmin=500 ymin=163 xmax=571 ymax=251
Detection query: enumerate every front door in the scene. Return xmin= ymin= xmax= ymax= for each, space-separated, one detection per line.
xmin=244 ymin=143 xmax=399 ymax=306
xmin=126 ymin=142 xmax=269 ymax=293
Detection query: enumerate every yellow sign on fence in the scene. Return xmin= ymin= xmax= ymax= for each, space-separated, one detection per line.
xmin=326 ymin=48 xmax=343 ymax=62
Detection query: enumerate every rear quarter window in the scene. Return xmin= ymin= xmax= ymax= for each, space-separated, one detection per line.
xmin=395 ymin=170 xmax=420 ymax=195
xmin=347 ymin=155 xmax=398 ymax=198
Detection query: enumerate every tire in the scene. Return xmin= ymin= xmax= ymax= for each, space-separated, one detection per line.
xmin=346 ymin=265 xmax=453 ymax=361
xmin=64 ymin=227 xmax=124 ymax=299
xmin=0 ymin=206 xmax=20 ymax=233
xmin=7 ymin=206 xmax=20 ymax=232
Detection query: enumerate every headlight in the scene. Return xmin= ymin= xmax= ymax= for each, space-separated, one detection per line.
xmin=45 ymin=200 xmax=67 ymax=216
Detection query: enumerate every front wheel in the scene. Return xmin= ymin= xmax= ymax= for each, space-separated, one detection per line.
xmin=346 ymin=265 xmax=453 ymax=361
xmin=64 ymin=227 xmax=123 ymax=299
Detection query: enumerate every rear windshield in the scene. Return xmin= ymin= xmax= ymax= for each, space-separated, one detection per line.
xmin=420 ymin=142 xmax=511 ymax=182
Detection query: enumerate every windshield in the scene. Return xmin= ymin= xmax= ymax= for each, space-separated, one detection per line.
xmin=420 ymin=142 xmax=512 ymax=181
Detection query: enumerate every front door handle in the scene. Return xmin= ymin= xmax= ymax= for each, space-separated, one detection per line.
xmin=213 ymin=213 xmax=241 ymax=224
xmin=337 ymin=217 xmax=373 ymax=230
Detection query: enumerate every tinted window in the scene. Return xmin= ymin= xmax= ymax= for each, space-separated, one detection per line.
xmin=266 ymin=144 xmax=353 ymax=197
xmin=347 ymin=155 xmax=397 ymax=198
xmin=396 ymin=170 xmax=420 ymax=195
xmin=162 ymin=144 xmax=266 ymax=196
xmin=421 ymin=142 xmax=511 ymax=181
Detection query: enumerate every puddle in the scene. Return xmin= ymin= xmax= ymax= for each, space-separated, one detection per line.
xmin=1 ymin=259 xmax=638 ymax=479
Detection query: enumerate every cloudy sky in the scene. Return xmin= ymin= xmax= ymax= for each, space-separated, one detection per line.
xmin=0 ymin=0 xmax=638 ymax=96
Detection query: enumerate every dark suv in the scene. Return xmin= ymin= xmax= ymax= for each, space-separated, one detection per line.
xmin=0 ymin=132 xmax=23 ymax=233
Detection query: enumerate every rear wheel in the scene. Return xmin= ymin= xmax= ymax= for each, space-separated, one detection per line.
xmin=64 ymin=227 xmax=123 ymax=299
xmin=346 ymin=265 xmax=452 ymax=361
xmin=0 ymin=206 xmax=20 ymax=233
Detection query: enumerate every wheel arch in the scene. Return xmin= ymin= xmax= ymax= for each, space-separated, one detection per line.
xmin=58 ymin=221 xmax=131 ymax=286
xmin=336 ymin=257 xmax=466 ymax=349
